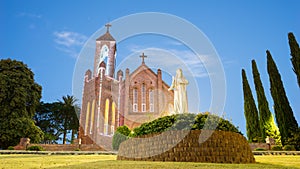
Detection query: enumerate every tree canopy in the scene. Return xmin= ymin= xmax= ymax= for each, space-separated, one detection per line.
xmin=59 ymin=95 xmax=79 ymax=144
xmin=34 ymin=96 xmax=80 ymax=144
xmin=288 ymin=32 xmax=300 ymax=87
xmin=34 ymin=102 xmax=63 ymax=144
xmin=251 ymin=60 xmax=281 ymax=144
xmin=242 ymin=69 xmax=261 ymax=142
xmin=267 ymin=50 xmax=298 ymax=144
xmin=0 ymin=59 xmax=43 ymax=149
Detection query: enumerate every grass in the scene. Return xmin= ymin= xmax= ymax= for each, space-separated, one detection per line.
xmin=0 ymin=155 xmax=299 ymax=169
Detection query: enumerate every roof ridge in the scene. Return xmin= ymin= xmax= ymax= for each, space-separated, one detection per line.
xmin=96 ymin=31 xmax=115 ymax=41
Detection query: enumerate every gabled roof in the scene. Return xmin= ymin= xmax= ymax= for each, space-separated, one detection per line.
xmin=130 ymin=63 xmax=157 ymax=79
xmin=129 ymin=63 xmax=171 ymax=88
xmin=96 ymin=31 xmax=115 ymax=41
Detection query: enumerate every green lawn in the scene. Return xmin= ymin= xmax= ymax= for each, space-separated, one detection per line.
xmin=0 ymin=155 xmax=299 ymax=169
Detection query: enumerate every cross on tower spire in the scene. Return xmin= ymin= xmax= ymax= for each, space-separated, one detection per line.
xmin=105 ymin=23 xmax=112 ymax=32
xmin=140 ymin=53 xmax=147 ymax=64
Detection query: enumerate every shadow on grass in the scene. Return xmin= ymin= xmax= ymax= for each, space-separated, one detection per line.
xmin=48 ymin=160 xmax=300 ymax=169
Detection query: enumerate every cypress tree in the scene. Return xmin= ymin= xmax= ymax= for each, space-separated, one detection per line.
xmin=242 ymin=69 xmax=261 ymax=142
xmin=267 ymin=50 xmax=298 ymax=144
xmin=252 ymin=60 xmax=281 ymax=144
xmin=288 ymin=32 xmax=300 ymax=87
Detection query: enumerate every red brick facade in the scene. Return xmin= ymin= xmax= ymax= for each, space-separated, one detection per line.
xmin=78 ymin=26 xmax=174 ymax=149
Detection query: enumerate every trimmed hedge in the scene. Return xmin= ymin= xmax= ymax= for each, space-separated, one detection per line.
xmin=7 ymin=146 xmax=14 ymax=150
xmin=271 ymin=145 xmax=282 ymax=151
xmin=254 ymin=148 xmax=266 ymax=151
xmin=113 ymin=113 xmax=241 ymax=149
xmin=26 ymin=145 xmax=44 ymax=151
xmin=112 ymin=126 xmax=131 ymax=150
xmin=132 ymin=113 xmax=241 ymax=137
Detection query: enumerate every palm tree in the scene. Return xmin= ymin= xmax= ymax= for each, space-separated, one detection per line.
xmin=59 ymin=95 xmax=79 ymax=144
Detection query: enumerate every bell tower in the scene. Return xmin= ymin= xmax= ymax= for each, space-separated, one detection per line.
xmin=93 ymin=23 xmax=116 ymax=78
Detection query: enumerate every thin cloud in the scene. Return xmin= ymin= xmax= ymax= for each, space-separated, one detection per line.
xmin=53 ymin=31 xmax=88 ymax=58
xmin=17 ymin=12 xmax=43 ymax=30
xmin=18 ymin=12 xmax=42 ymax=19
xmin=166 ymin=49 xmax=209 ymax=78
xmin=54 ymin=31 xmax=87 ymax=47
xmin=120 ymin=45 xmax=209 ymax=78
xmin=127 ymin=45 xmax=209 ymax=78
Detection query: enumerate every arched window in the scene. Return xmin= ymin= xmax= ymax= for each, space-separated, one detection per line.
xmin=149 ymin=89 xmax=154 ymax=112
xmin=100 ymin=45 xmax=109 ymax=62
xmin=104 ymin=99 xmax=110 ymax=135
xmin=98 ymin=45 xmax=109 ymax=75
xmin=90 ymin=100 xmax=95 ymax=134
xmin=133 ymin=88 xmax=138 ymax=112
xmin=141 ymin=83 xmax=146 ymax=112
xmin=84 ymin=102 xmax=90 ymax=135
xmin=111 ymin=102 xmax=116 ymax=135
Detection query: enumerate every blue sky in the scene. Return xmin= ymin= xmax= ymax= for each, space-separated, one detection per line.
xmin=1 ymin=0 xmax=299 ymax=135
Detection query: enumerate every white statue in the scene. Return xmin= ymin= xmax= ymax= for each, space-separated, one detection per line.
xmin=168 ymin=68 xmax=189 ymax=114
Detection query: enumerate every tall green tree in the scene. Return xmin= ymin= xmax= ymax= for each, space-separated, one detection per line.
xmin=59 ymin=95 xmax=79 ymax=144
xmin=34 ymin=102 xmax=63 ymax=144
xmin=267 ymin=50 xmax=298 ymax=144
xmin=288 ymin=32 xmax=300 ymax=87
xmin=242 ymin=69 xmax=262 ymax=142
xmin=0 ymin=59 xmax=44 ymax=149
xmin=252 ymin=60 xmax=281 ymax=144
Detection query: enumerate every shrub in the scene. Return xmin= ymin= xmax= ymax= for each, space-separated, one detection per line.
xmin=254 ymin=148 xmax=266 ymax=151
xmin=112 ymin=126 xmax=131 ymax=150
xmin=26 ymin=145 xmax=44 ymax=151
xmin=132 ymin=115 xmax=177 ymax=137
xmin=7 ymin=146 xmax=14 ymax=150
xmin=116 ymin=125 xmax=131 ymax=136
xmin=283 ymin=145 xmax=296 ymax=151
xmin=132 ymin=113 xmax=241 ymax=137
xmin=271 ymin=145 xmax=282 ymax=151
xmin=74 ymin=148 xmax=81 ymax=151
xmin=285 ymin=128 xmax=300 ymax=150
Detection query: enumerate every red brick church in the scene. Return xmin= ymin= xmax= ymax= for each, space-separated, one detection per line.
xmin=78 ymin=24 xmax=174 ymax=148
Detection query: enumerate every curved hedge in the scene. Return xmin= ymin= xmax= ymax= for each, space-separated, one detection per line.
xmin=112 ymin=126 xmax=131 ymax=150
xmin=113 ymin=113 xmax=241 ymax=149
xmin=131 ymin=113 xmax=241 ymax=137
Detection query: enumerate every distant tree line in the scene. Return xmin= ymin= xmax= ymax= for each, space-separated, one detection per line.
xmin=242 ymin=32 xmax=299 ymax=149
xmin=0 ymin=59 xmax=79 ymax=149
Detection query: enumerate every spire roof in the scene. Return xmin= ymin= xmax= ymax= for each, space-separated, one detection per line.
xmin=96 ymin=23 xmax=115 ymax=41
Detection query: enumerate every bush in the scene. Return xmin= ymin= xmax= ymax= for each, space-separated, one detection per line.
xmin=271 ymin=145 xmax=282 ymax=151
xmin=285 ymin=128 xmax=300 ymax=150
xmin=74 ymin=148 xmax=80 ymax=151
xmin=283 ymin=145 xmax=296 ymax=151
xmin=112 ymin=126 xmax=131 ymax=150
xmin=7 ymin=146 xmax=14 ymax=150
xmin=132 ymin=115 xmax=177 ymax=137
xmin=26 ymin=145 xmax=44 ymax=151
xmin=132 ymin=113 xmax=241 ymax=137
xmin=254 ymin=148 xmax=266 ymax=151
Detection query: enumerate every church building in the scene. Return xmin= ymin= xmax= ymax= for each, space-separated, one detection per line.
xmin=78 ymin=24 xmax=174 ymax=148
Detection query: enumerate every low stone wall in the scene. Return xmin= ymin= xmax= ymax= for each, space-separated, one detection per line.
xmin=249 ymin=143 xmax=270 ymax=150
xmin=117 ymin=130 xmax=255 ymax=163
xmin=28 ymin=144 xmax=104 ymax=151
